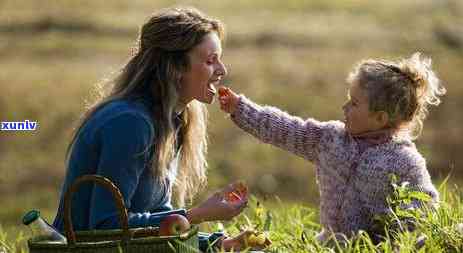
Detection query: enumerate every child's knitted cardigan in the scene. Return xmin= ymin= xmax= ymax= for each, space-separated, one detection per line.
xmin=231 ymin=96 xmax=438 ymax=238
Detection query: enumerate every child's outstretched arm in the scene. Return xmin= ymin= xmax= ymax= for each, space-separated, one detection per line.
xmin=218 ymin=86 xmax=323 ymax=163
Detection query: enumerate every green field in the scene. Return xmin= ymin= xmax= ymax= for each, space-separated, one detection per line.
xmin=1 ymin=0 xmax=463 ymax=251
xmin=2 ymin=182 xmax=463 ymax=252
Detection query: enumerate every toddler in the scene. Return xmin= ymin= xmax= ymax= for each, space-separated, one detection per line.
xmin=218 ymin=53 xmax=446 ymax=243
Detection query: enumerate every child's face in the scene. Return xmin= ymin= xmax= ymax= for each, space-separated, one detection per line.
xmin=342 ymin=81 xmax=387 ymax=135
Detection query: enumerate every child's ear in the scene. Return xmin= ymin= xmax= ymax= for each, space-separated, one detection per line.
xmin=376 ymin=111 xmax=389 ymax=128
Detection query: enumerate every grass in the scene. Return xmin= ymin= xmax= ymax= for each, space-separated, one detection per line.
xmin=1 ymin=180 xmax=462 ymax=252
xmin=211 ymin=179 xmax=463 ymax=252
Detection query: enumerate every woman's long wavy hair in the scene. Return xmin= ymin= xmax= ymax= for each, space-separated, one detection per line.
xmin=66 ymin=7 xmax=224 ymax=206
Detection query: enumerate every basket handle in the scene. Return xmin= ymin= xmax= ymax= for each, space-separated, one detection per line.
xmin=63 ymin=174 xmax=132 ymax=246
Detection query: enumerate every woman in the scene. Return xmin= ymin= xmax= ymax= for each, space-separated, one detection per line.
xmin=52 ymin=7 xmax=256 ymax=252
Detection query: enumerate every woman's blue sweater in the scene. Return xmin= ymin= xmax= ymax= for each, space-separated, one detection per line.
xmin=52 ymin=96 xmax=221 ymax=251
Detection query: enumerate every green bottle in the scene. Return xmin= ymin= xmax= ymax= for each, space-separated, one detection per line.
xmin=22 ymin=210 xmax=67 ymax=243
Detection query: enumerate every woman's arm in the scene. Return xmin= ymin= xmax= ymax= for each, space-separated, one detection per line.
xmin=219 ymin=88 xmax=323 ymax=162
xmin=89 ymin=113 xmax=186 ymax=229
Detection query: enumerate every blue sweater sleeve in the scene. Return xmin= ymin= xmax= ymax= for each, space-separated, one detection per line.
xmin=88 ymin=113 xmax=186 ymax=229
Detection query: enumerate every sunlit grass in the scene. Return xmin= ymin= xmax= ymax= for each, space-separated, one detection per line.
xmin=211 ymin=180 xmax=463 ymax=252
xmin=2 ymin=181 xmax=461 ymax=252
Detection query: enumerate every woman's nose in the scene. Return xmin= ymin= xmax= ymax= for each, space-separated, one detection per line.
xmin=342 ymin=103 xmax=349 ymax=113
xmin=215 ymin=61 xmax=228 ymax=77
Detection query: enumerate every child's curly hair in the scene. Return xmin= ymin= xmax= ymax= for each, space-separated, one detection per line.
xmin=347 ymin=53 xmax=446 ymax=139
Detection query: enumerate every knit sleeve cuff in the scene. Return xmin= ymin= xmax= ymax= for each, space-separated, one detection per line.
xmin=230 ymin=95 xmax=264 ymax=136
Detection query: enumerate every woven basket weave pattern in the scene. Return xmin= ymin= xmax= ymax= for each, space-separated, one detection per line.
xmin=27 ymin=175 xmax=200 ymax=253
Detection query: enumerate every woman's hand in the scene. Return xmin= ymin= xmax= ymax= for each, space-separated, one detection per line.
xmin=187 ymin=182 xmax=248 ymax=224
xmin=220 ymin=230 xmax=272 ymax=251
xmin=218 ymin=86 xmax=239 ymax=115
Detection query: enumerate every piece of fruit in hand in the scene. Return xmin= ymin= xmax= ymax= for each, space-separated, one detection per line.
xmin=226 ymin=191 xmax=242 ymax=202
xmin=225 ymin=182 xmax=248 ymax=203
xmin=218 ymin=86 xmax=228 ymax=98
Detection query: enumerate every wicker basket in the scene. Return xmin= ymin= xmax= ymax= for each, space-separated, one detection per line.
xmin=27 ymin=175 xmax=200 ymax=253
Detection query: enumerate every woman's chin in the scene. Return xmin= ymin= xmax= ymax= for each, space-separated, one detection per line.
xmin=345 ymin=125 xmax=356 ymax=135
xmin=343 ymin=122 xmax=349 ymax=132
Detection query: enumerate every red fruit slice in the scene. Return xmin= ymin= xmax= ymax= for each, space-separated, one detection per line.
xmin=225 ymin=182 xmax=248 ymax=202
xmin=226 ymin=191 xmax=242 ymax=202
xmin=218 ymin=87 xmax=228 ymax=97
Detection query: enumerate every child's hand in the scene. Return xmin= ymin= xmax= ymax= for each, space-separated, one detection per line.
xmin=218 ymin=86 xmax=239 ymax=115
